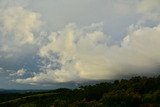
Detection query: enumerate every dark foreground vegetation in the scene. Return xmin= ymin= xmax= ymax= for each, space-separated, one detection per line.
xmin=0 ymin=75 xmax=160 ymax=107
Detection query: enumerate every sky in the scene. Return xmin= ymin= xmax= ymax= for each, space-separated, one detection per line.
xmin=0 ymin=0 xmax=160 ymax=89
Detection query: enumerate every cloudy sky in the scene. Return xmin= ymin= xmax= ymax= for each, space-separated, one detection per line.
xmin=0 ymin=0 xmax=160 ymax=89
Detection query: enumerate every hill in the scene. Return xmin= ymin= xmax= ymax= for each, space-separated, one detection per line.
xmin=0 ymin=75 xmax=160 ymax=107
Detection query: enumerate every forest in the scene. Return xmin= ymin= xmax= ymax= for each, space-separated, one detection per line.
xmin=0 ymin=75 xmax=160 ymax=107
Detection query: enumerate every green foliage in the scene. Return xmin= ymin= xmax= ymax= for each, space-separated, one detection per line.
xmin=144 ymin=90 xmax=160 ymax=104
xmin=20 ymin=103 xmax=36 ymax=107
xmin=101 ymin=91 xmax=142 ymax=107
xmin=0 ymin=75 xmax=160 ymax=107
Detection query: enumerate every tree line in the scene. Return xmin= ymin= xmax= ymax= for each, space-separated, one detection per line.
xmin=0 ymin=75 xmax=160 ymax=107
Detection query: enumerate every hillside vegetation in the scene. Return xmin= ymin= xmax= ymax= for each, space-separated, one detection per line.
xmin=0 ymin=75 xmax=160 ymax=107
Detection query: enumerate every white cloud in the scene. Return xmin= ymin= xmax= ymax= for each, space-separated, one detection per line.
xmin=10 ymin=69 xmax=26 ymax=77
xmin=0 ymin=6 xmax=42 ymax=45
xmin=0 ymin=5 xmax=42 ymax=60
xmin=15 ymin=23 xmax=160 ymax=84
xmin=0 ymin=0 xmax=160 ymax=86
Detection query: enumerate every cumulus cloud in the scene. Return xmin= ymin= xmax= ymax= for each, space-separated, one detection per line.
xmin=0 ymin=6 xmax=41 ymax=45
xmin=15 ymin=23 xmax=160 ymax=84
xmin=0 ymin=5 xmax=42 ymax=61
xmin=10 ymin=69 xmax=26 ymax=77
xmin=1 ymin=0 xmax=160 ymax=86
